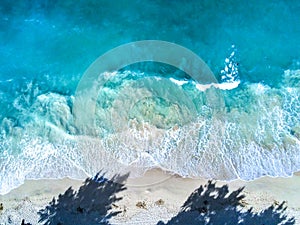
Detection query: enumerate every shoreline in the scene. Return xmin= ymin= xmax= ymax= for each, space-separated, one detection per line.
xmin=1 ymin=169 xmax=300 ymax=224
xmin=2 ymin=168 xmax=299 ymax=196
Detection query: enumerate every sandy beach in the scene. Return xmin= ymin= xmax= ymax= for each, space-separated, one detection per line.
xmin=0 ymin=169 xmax=299 ymax=224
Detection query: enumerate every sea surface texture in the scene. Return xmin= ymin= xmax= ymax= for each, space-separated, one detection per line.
xmin=0 ymin=0 xmax=300 ymax=194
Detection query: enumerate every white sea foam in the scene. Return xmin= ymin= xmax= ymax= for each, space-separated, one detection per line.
xmin=194 ymin=80 xmax=240 ymax=91
xmin=169 ymin=77 xmax=188 ymax=86
xmin=169 ymin=46 xmax=241 ymax=91
xmin=0 ymin=69 xmax=299 ymax=194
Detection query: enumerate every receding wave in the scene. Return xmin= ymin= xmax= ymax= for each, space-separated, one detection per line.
xmin=0 ymin=68 xmax=299 ymax=195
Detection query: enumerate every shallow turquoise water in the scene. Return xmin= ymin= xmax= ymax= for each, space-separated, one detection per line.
xmin=0 ymin=0 xmax=300 ymax=194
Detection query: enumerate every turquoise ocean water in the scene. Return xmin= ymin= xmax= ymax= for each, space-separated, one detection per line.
xmin=0 ymin=0 xmax=300 ymax=194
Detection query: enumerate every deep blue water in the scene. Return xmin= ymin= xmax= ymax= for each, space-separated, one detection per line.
xmin=0 ymin=0 xmax=300 ymax=194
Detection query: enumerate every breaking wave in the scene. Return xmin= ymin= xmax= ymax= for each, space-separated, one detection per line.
xmin=0 ymin=64 xmax=299 ymax=195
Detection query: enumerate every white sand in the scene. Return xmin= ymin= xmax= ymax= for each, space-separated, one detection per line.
xmin=0 ymin=169 xmax=300 ymax=224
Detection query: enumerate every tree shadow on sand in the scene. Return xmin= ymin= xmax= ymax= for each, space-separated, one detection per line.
xmin=38 ymin=172 xmax=128 ymax=225
xmin=36 ymin=173 xmax=295 ymax=225
xmin=157 ymin=180 xmax=295 ymax=225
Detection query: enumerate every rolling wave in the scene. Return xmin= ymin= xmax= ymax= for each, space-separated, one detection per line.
xmin=0 ymin=67 xmax=299 ymax=195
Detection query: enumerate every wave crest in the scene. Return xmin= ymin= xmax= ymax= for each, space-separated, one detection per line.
xmin=0 ymin=69 xmax=299 ymax=194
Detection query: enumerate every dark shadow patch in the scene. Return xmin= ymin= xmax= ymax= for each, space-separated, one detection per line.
xmin=158 ymin=180 xmax=295 ymax=225
xmin=38 ymin=172 xmax=128 ymax=225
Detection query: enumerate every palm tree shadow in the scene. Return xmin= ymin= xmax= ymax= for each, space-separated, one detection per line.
xmin=158 ymin=180 xmax=295 ymax=225
xmin=38 ymin=172 xmax=129 ymax=225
